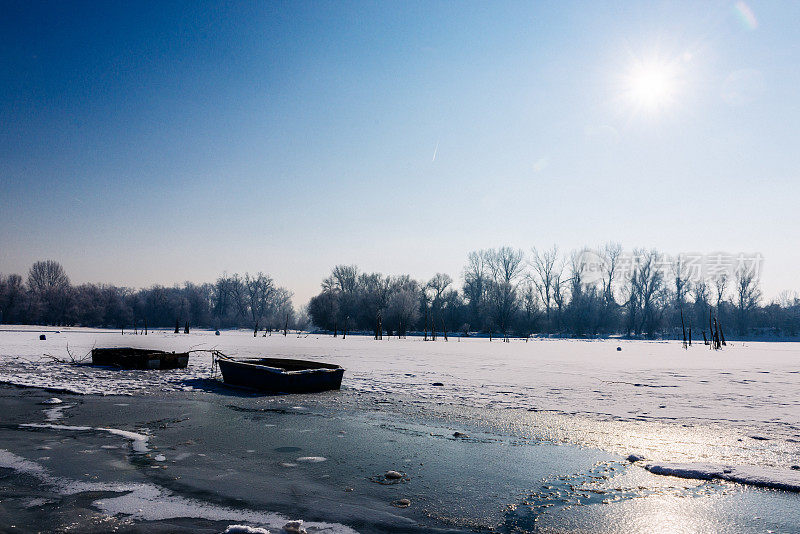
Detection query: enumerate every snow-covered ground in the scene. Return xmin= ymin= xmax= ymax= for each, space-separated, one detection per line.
xmin=1 ymin=327 xmax=797 ymax=433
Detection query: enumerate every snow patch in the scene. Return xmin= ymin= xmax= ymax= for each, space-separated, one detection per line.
xmin=20 ymin=423 xmax=150 ymax=453
xmin=224 ymin=526 xmax=271 ymax=534
xmin=0 ymin=449 xmax=49 ymax=477
xmin=99 ymin=428 xmax=150 ymax=453
xmin=43 ymin=403 xmax=74 ymax=422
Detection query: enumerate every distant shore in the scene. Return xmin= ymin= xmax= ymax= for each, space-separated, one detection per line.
xmin=3 ymin=323 xmax=800 ymax=344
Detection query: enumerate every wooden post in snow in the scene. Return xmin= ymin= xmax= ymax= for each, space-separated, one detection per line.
xmin=681 ymin=309 xmax=687 ymax=349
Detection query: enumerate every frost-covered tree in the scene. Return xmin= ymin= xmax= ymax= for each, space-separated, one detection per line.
xmin=244 ymin=272 xmax=276 ymax=336
xmin=27 ymin=260 xmax=72 ymax=325
xmin=385 ymin=287 xmax=421 ymax=337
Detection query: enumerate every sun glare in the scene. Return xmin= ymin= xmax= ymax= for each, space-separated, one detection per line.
xmin=623 ymin=59 xmax=680 ymax=113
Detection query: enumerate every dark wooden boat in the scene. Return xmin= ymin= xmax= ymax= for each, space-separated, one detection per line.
xmin=91 ymin=348 xmax=190 ymax=370
xmin=216 ymin=354 xmax=344 ymax=393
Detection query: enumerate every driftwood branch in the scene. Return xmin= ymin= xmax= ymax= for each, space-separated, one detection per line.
xmin=42 ymin=343 xmax=92 ymax=365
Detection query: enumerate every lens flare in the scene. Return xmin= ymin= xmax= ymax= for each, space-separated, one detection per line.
xmin=734 ymin=1 xmax=758 ymax=31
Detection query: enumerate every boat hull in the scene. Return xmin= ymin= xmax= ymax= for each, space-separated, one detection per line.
xmin=217 ymin=357 xmax=344 ymax=393
xmin=91 ymin=348 xmax=189 ymax=370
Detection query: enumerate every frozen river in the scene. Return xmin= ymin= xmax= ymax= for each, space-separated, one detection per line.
xmin=0 ymin=327 xmax=798 ymax=532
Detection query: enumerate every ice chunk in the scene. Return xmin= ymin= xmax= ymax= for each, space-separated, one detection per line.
xmin=282 ymin=520 xmax=307 ymax=534
xmin=224 ymin=526 xmax=271 ymax=534
xmin=644 ymin=462 xmax=800 ymax=492
xmin=391 ymin=498 xmax=411 ymax=508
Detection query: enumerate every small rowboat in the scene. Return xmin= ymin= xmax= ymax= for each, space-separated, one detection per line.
xmin=215 ymin=353 xmax=344 ymax=393
xmin=91 ymin=348 xmax=190 ymax=370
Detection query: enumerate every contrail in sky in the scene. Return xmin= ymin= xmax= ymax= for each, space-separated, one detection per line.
xmin=432 ymin=139 xmax=439 ymax=162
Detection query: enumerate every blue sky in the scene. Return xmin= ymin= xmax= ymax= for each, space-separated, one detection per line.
xmin=1 ymin=1 xmax=799 ymax=304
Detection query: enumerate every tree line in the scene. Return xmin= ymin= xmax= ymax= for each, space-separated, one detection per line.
xmin=307 ymin=246 xmax=800 ymax=339
xmin=4 ymin=248 xmax=800 ymax=339
xmin=0 ymin=260 xmax=298 ymax=334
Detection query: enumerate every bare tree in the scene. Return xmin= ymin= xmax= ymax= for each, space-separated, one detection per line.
xmin=462 ymin=251 xmax=488 ymax=333
xmin=427 ymin=273 xmax=453 ymax=303
xmin=601 ymin=242 xmax=622 ymax=306
xmin=670 ymin=254 xmax=693 ymax=338
xmin=386 ymin=288 xmax=420 ymax=338
xmin=485 ymin=247 xmax=525 ymax=340
xmin=672 ymin=255 xmax=692 ymax=311
xmin=270 ymin=287 xmax=295 ymax=332
xmin=519 ymin=280 xmax=541 ymax=338
xmin=530 ymin=246 xmax=561 ymax=332
xmin=0 ymin=274 xmax=25 ymax=324
xmin=27 ymin=260 xmax=72 ymax=325
xmin=330 ymin=265 xmax=359 ymax=293
xmin=27 ymin=260 xmax=69 ymax=294
xmin=625 ymin=249 xmax=666 ymax=337
xmin=424 ymin=273 xmax=452 ymax=340
xmin=243 ymin=272 xmax=276 ymax=336
xmin=692 ymin=279 xmax=710 ymax=333
xmin=734 ymin=266 xmax=761 ymax=335
xmin=439 ymin=288 xmax=463 ymax=337
xmin=212 ymin=273 xmax=236 ymax=326
xmin=357 ymin=272 xmax=390 ymax=335
xmin=566 ymin=248 xmax=600 ymax=336
xmin=713 ymin=273 xmax=728 ymax=311
xmin=427 ymin=272 xmax=452 ymax=317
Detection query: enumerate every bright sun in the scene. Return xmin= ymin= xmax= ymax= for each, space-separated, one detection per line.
xmin=623 ymin=59 xmax=680 ymax=113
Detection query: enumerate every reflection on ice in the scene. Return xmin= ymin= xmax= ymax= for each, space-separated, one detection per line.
xmin=503 ymin=460 xmax=727 ymax=530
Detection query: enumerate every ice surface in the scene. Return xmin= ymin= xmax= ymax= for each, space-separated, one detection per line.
xmin=2 ymin=327 xmax=799 ymax=476
xmin=645 ymin=462 xmax=800 ymax=492
xmin=0 ymin=448 xmax=357 ymax=533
